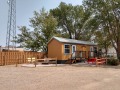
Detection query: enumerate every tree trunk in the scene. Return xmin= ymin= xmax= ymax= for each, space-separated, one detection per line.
xmin=105 ymin=48 xmax=108 ymax=56
xmin=116 ymin=41 xmax=120 ymax=60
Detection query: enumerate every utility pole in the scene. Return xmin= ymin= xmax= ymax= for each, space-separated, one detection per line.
xmin=6 ymin=0 xmax=16 ymax=50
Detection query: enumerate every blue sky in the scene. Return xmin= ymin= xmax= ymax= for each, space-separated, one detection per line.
xmin=0 ymin=0 xmax=82 ymax=46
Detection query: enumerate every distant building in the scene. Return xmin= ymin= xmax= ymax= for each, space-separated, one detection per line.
xmin=0 ymin=46 xmax=2 ymax=51
xmin=102 ymin=47 xmax=117 ymax=58
xmin=0 ymin=46 xmax=25 ymax=52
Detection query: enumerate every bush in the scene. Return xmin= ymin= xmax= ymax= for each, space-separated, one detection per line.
xmin=107 ymin=59 xmax=119 ymax=66
xmin=118 ymin=55 xmax=120 ymax=62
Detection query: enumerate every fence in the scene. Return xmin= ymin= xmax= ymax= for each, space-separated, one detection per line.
xmin=0 ymin=51 xmax=45 ymax=66
xmin=74 ymin=51 xmax=87 ymax=58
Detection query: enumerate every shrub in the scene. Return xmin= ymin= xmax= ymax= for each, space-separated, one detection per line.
xmin=118 ymin=55 xmax=120 ymax=62
xmin=107 ymin=59 xmax=119 ymax=66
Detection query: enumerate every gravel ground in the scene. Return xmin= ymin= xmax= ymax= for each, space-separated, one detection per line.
xmin=0 ymin=64 xmax=120 ymax=90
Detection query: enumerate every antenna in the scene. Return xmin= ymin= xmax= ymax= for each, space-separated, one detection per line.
xmin=6 ymin=0 xmax=16 ymax=50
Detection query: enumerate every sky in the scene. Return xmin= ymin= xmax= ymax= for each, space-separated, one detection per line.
xmin=0 ymin=0 xmax=83 ymax=46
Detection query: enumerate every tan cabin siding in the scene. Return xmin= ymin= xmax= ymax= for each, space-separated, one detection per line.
xmin=48 ymin=39 xmax=62 ymax=60
xmin=76 ymin=44 xmax=90 ymax=58
xmin=86 ymin=45 xmax=90 ymax=57
xmin=76 ymin=45 xmax=82 ymax=51
xmin=76 ymin=45 xmax=90 ymax=51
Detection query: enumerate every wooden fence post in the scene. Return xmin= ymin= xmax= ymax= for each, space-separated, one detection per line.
xmin=23 ymin=55 xmax=24 ymax=63
xmin=0 ymin=55 xmax=2 ymax=66
xmin=96 ymin=59 xmax=98 ymax=67
xmin=31 ymin=57 xmax=32 ymax=63
xmin=3 ymin=56 xmax=5 ymax=66
xmin=34 ymin=59 xmax=37 ymax=67
xmin=16 ymin=57 xmax=18 ymax=67
xmin=56 ymin=58 xmax=57 ymax=66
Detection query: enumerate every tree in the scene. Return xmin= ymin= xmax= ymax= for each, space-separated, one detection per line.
xmin=16 ymin=26 xmax=38 ymax=51
xmin=83 ymin=0 xmax=120 ymax=59
xmin=16 ymin=8 xmax=58 ymax=52
xmin=95 ymin=30 xmax=111 ymax=56
xmin=50 ymin=2 xmax=93 ymax=40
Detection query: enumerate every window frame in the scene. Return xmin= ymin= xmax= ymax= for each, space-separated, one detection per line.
xmin=64 ymin=44 xmax=70 ymax=54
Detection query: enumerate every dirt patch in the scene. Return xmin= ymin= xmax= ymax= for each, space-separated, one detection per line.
xmin=0 ymin=64 xmax=120 ymax=90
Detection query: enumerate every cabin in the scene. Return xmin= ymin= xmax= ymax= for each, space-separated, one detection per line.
xmin=48 ymin=37 xmax=97 ymax=63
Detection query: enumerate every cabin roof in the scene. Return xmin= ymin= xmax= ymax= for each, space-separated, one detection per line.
xmin=48 ymin=37 xmax=97 ymax=46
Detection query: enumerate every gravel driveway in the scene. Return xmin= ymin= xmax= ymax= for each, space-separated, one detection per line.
xmin=0 ymin=64 xmax=120 ymax=90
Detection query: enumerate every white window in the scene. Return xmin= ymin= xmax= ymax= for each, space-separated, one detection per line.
xmin=90 ymin=46 xmax=93 ymax=51
xmin=64 ymin=44 xmax=70 ymax=54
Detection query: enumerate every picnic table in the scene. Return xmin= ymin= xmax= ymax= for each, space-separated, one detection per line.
xmin=87 ymin=58 xmax=107 ymax=66
xmin=96 ymin=58 xmax=107 ymax=66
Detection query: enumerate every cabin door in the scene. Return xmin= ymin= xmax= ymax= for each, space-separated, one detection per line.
xmin=90 ymin=46 xmax=94 ymax=57
xmin=72 ymin=45 xmax=76 ymax=54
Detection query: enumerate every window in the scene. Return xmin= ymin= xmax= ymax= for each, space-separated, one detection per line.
xmin=64 ymin=44 xmax=70 ymax=54
xmin=90 ymin=46 xmax=93 ymax=51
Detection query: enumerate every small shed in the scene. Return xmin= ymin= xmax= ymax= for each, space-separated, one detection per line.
xmin=48 ymin=37 xmax=97 ymax=62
